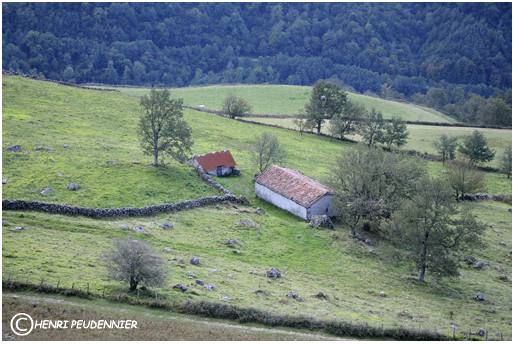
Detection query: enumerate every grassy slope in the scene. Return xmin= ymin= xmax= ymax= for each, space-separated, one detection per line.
xmin=2 ymin=76 xmax=512 ymax=338
xmin=246 ymin=117 xmax=513 ymax=169
xmin=112 ymin=85 xmax=457 ymax=123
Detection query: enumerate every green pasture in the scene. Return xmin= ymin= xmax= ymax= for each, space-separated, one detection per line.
xmin=246 ymin=117 xmax=512 ymax=170
xmin=111 ymin=85 xmax=456 ymax=123
xmin=2 ymin=76 xmax=512 ymax=339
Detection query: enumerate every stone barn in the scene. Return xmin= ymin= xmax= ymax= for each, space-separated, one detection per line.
xmin=254 ymin=165 xmax=333 ymax=221
xmin=187 ymin=150 xmax=239 ymax=177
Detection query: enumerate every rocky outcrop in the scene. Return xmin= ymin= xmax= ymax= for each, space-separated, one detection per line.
xmin=308 ymin=215 xmax=334 ymax=229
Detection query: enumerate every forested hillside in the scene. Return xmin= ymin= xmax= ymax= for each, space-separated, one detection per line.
xmin=2 ymin=2 xmax=512 ymax=125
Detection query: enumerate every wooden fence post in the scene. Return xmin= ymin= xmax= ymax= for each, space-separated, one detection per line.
xmin=87 ymin=283 xmax=89 ymax=294
xmin=72 ymin=282 xmax=74 ymax=289
xmin=26 ymin=276 xmax=29 ymax=284
xmin=57 ymin=280 xmax=60 ymax=288
xmin=40 ymin=278 xmax=44 ymax=286
xmin=137 ymin=289 xmax=139 ymax=301
xmin=156 ymin=293 xmax=158 ymax=301
xmin=102 ymin=285 xmax=105 ymax=298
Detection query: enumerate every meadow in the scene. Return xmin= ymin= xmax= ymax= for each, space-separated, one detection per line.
xmin=2 ymin=76 xmax=512 ymax=339
xmin=111 ymin=84 xmax=457 ymax=123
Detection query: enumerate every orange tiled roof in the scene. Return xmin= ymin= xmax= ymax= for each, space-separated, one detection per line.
xmin=194 ymin=150 xmax=237 ymax=171
xmin=255 ymin=165 xmax=331 ymax=208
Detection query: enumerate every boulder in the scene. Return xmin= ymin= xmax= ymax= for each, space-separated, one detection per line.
xmin=178 ymin=259 xmax=186 ymax=264
xmin=286 ymin=292 xmax=299 ymax=299
xmin=222 ymin=239 xmax=238 ymax=247
xmin=187 ymin=271 xmax=194 ymax=276
xmin=173 ymin=283 xmax=188 ymax=292
xmin=474 ymin=261 xmax=484 ymax=269
xmin=477 ymin=328 xmax=485 ymax=336
xmin=11 ymin=227 xmax=25 ymax=231
xmin=2 ymin=179 xmax=11 ymax=184
xmin=204 ymin=283 xmax=217 ymax=291
xmin=379 ymin=292 xmax=386 ymax=297
xmin=195 ymin=279 xmax=205 ymax=286
xmin=236 ymin=218 xmax=256 ymax=228
xmin=28 ymin=302 xmax=39 ymax=308
xmin=313 ymin=292 xmax=326 ymax=299
xmin=63 ymin=144 xmax=69 ymax=148
xmin=57 ymin=172 xmax=63 ymax=176
xmin=500 ymin=275 xmax=508 ymax=281
xmin=162 ymin=247 xmax=172 ymax=252
xmin=308 ymin=215 xmax=334 ymax=229
xmin=227 ymin=274 xmax=233 ymax=279
xmin=5 ymin=145 xmax=21 ymax=152
xmin=474 ymin=293 xmax=487 ymax=301
xmin=133 ymin=225 xmax=145 ymax=232
xmin=120 ymin=224 xmax=128 ymax=230
xmin=40 ymin=188 xmax=52 ymax=195
xmin=255 ymin=207 xmax=265 ymax=215
xmin=266 ymin=268 xmax=281 ymax=278
xmin=161 ymin=222 xmax=174 ymax=229
xmin=209 ymin=269 xmax=217 ymax=274
xmin=189 ymin=257 xmax=200 ymax=265
xmin=2 ymin=220 xmax=7 ymax=225
xmin=66 ymin=183 xmax=80 ymax=191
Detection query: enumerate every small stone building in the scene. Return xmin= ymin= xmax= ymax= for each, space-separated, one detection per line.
xmin=254 ymin=165 xmax=333 ymax=221
xmin=187 ymin=150 xmax=238 ymax=177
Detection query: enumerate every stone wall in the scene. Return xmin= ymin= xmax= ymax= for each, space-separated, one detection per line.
xmin=2 ymin=194 xmax=249 ymax=218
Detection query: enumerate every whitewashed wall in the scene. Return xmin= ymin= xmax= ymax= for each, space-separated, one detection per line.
xmin=255 ymin=183 xmax=308 ymax=220
xmin=306 ymin=195 xmax=334 ymax=220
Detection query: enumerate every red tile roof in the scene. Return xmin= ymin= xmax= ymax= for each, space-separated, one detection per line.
xmin=255 ymin=165 xmax=332 ymax=208
xmin=194 ymin=150 xmax=237 ymax=171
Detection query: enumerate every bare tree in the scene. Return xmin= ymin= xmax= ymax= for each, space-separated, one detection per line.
xmin=138 ymin=89 xmax=193 ymax=166
xmin=251 ymin=132 xmax=287 ymax=173
xmin=103 ymin=238 xmax=168 ymax=292
xmin=446 ymin=156 xmax=486 ymax=200
xmin=222 ymin=93 xmax=252 ymax=119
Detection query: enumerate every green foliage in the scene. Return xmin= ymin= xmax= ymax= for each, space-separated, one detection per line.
xmin=327 ymin=145 xmax=427 ymax=230
xmin=382 ymin=177 xmax=486 ymax=282
xmin=498 ymin=146 xmax=512 ymax=178
xmin=138 ymin=89 xmax=193 ymax=165
xmin=328 ymin=99 xmax=366 ymax=139
xmin=383 ymin=116 xmax=409 ymax=148
xmin=250 ymin=132 xmax=286 ymax=173
xmin=446 ymin=157 xmax=487 ymax=200
xmin=432 ymin=134 xmax=459 ymax=164
xmin=358 ymin=108 xmax=384 ymax=146
xmin=221 ymin=93 xmax=252 ymax=119
xmin=458 ymin=130 xmax=496 ymax=165
xmin=304 ymin=80 xmax=347 ymax=135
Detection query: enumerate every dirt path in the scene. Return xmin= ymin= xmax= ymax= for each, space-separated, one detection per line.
xmin=3 ymin=293 xmax=355 ymax=341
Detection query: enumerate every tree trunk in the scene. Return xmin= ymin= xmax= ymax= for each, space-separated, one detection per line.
xmin=317 ymin=122 xmax=322 ymax=135
xmin=130 ymin=277 xmax=137 ymax=292
xmin=418 ymin=267 xmax=426 ymax=282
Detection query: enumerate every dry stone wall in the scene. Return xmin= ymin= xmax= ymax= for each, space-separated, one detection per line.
xmin=2 ymin=194 xmax=249 ymax=218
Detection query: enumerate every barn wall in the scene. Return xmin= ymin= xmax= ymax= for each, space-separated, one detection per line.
xmin=255 ymin=183 xmax=308 ymax=220
xmin=306 ymin=195 xmax=334 ymax=220
xmin=206 ymin=166 xmax=233 ymax=176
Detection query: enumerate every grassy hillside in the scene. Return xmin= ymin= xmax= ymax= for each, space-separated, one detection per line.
xmin=112 ymin=85 xmax=457 ymax=123
xmin=246 ymin=118 xmax=512 ymax=168
xmin=2 ymin=76 xmax=512 ymax=339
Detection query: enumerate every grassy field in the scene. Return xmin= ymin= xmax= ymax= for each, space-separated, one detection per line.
xmin=2 ymin=76 xmax=512 ymax=339
xmin=111 ymin=84 xmax=457 ymax=123
xmin=245 ymin=117 xmax=512 ymax=169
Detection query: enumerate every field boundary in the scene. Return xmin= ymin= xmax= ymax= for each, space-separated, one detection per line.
xmin=2 ymin=280 xmax=451 ymax=341
xmin=1 ymin=194 xmax=250 ymax=218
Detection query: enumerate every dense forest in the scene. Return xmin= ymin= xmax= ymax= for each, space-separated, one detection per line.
xmin=2 ymin=2 xmax=512 ymax=125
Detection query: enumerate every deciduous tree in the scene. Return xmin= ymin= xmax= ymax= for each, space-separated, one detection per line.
xmin=251 ymin=132 xmax=287 ymax=173
xmin=304 ymin=79 xmax=347 ymax=135
xmin=103 ymin=238 xmax=168 ymax=292
xmin=358 ymin=107 xmax=384 ymax=146
xmin=498 ymin=145 xmax=512 ymax=179
xmin=328 ymin=99 xmax=366 ymax=140
xmin=382 ymin=177 xmax=486 ymax=282
xmin=432 ymin=134 xmax=459 ymax=164
xmin=447 ymin=156 xmax=486 ymax=200
xmin=222 ymin=93 xmax=252 ymax=119
xmin=138 ymin=88 xmax=193 ymax=166
xmin=458 ymin=130 xmax=495 ymax=165
xmin=383 ymin=116 xmax=409 ymax=148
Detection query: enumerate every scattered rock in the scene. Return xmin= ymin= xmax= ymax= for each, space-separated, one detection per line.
xmin=235 ymin=218 xmax=256 ymax=228
xmin=266 ymin=268 xmax=281 ymax=278
xmin=308 ymin=215 xmax=334 ymax=229
xmin=2 ymin=179 xmax=11 ymax=184
xmin=133 ymin=225 xmax=145 ymax=232
xmin=474 ymin=261 xmax=484 ymax=269
xmin=209 ymin=269 xmax=217 ymax=274
xmin=440 ymin=170 xmax=447 ymax=174
xmin=57 ymin=172 xmax=63 ymax=176
xmin=255 ymin=207 xmax=265 ymax=215
xmin=120 ymin=224 xmax=128 ymax=230
xmin=178 ymin=259 xmax=186 ymax=264
xmin=2 ymin=220 xmax=7 ymax=225
xmin=5 ymin=145 xmax=21 ymax=152
xmin=474 ymin=293 xmax=487 ymax=301
xmin=500 ymin=242 xmax=506 ymax=245
xmin=490 ymin=308 xmax=496 ymax=313
xmin=312 ymin=292 xmax=327 ymax=299
xmin=227 ymin=274 xmax=233 ymax=279
xmin=204 ymin=283 xmax=217 ymax=291
xmin=379 ymin=291 xmax=386 ymax=297
xmin=11 ymin=227 xmax=25 ymax=231
xmin=286 ymin=292 xmax=299 ymax=299
xmin=234 ymin=250 xmax=241 ymax=255
xmin=173 ymin=283 xmax=188 ymax=292
xmin=195 ymin=279 xmax=205 ymax=286
xmin=231 ymin=212 xmax=240 ymax=215
xmin=477 ymin=328 xmax=485 ymax=336
xmin=63 ymin=144 xmax=69 ymax=148
xmin=162 ymin=247 xmax=172 ymax=252
xmin=66 ymin=183 xmax=80 ymax=191
xmin=500 ymin=275 xmax=508 ymax=281
xmin=412 ymin=318 xmax=419 ymax=322
xmin=252 ymin=290 xmax=267 ymax=294
xmin=219 ymin=296 xmax=232 ymax=301
xmin=161 ymin=222 xmax=173 ymax=229
xmin=28 ymin=302 xmax=39 ymax=308
xmin=189 ymin=257 xmax=200 ymax=265
xmin=40 ymin=188 xmax=52 ymax=195
xmin=187 ymin=271 xmax=194 ymax=276
xmin=370 ymin=249 xmax=377 ymax=254
xmin=222 ymin=239 xmax=238 ymax=247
